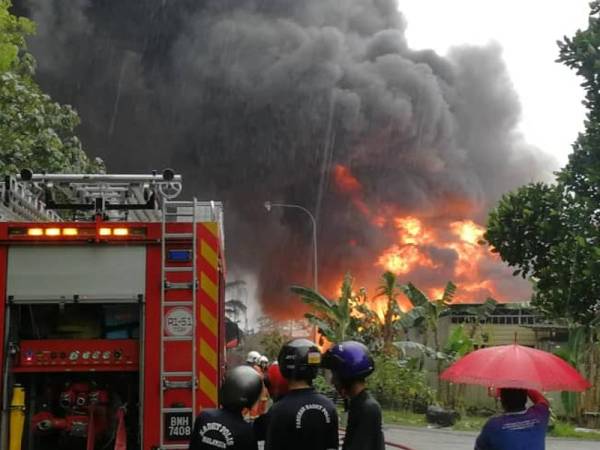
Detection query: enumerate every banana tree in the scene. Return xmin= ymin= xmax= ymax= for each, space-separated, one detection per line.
xmin=291 ymin=273 xmax=354 ymax=343
xmin=376 ymin=271 xmax=408 ymax=355
xmin=400 ymin=281 xmax=455 ymax=401
xmin=400 ymin=281 xmax=455 ymax=353
xmin=349 ymin=287 xmax=384 ymax=351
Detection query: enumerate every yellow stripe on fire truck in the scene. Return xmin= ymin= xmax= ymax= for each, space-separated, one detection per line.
xmin=199 ymin=222 xmax=220 ymax=406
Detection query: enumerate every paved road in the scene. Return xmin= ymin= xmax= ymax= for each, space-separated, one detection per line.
xmin=384 ymin=425 xmax=599 ymax=450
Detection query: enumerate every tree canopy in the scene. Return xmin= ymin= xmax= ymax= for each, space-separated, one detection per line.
xmin=0 ymin=0 xmax=103 ymax=174
xmin=485 ymin=1 xmax=600 ymax=326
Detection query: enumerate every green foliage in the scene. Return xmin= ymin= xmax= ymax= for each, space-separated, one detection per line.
xmin=486 ymin=183 xmax=565 ymax=278
xmin=312 ymin=373 xmax=336 ymax=398
xmin=348 ymin=287 xmax=385 ymax=351
xmin=259 ymin=329 xmax=287 ymax=361
xmin=553 ymin=326 xmax=592 ymax=419
xmin=294 ymin=271 xmax=423 ymax=353
xmin=443 ymin=325 xmax=474 ymax=360
xmin=550 ymin=421 xmax=600 ymax=440
xmin=486 ymin=3 xmax=600 ymax=418
xmin=0 ymin=0 xmax=34 ymax=73
xmin=485 ymin=2 xmax=600 ymax=327
xmin=485 ymin=182 xmax=599 ymax=324
xmin=383 ymin=410 xmax=600 ymax=440
xmin=291 ymin=273 xmax=354 ymax=343
xmin=393 ymin=340 xmax=440 ymax=361
xmin=0 ymin=1 xmax=103 ymax=174
xmin=400 ymin=282 xmax=454 ymax=351
xmin=376 ymin=271 xmax=409 ymax=354
xmin=381 ymin=409 xmax=428 ymax=427
xmin=367 ymin=355 xmax=433 ymax=412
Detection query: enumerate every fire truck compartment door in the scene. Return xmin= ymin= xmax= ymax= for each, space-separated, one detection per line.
xmin=6 ymin=246 xmax=146 ymax=302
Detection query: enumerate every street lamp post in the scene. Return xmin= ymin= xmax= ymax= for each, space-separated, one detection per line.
xmin=264 ymin=201 xmax=318 ymax=290
xmin=264 ymin=201 xmax=319 ymax=341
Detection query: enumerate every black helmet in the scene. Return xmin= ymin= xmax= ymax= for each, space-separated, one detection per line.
xmin=278 ymin=338 xmax=321 ymax=381
xmin=219 ymin=366 xmax=263 ymax=411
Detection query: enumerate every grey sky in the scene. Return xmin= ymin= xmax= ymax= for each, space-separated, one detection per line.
xmin=401 ymin=0 xmax=590 ymax=167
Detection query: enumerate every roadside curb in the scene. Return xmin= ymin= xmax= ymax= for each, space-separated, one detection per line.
xmin=383 ymin=423 xmax=600 ymax=443
xmin=383 ymin=423 xmax=477 ymax=437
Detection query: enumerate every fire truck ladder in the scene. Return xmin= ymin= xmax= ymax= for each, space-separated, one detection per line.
xmin=1 ymin=170 xmax=183 ymax=222
xmin=159 ymin=199 xmax=200 ymax=449
xmin=0 ymin=175 xmax=61 ymax=221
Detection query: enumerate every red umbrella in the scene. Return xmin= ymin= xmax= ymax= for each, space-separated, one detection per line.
xmin=440 ymin=344 xmax=591 ymax=392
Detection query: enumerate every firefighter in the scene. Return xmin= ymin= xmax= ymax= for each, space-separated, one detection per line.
xmin=253 ymin=355 xmax=271 ymax=417
xmin=322 ymin=341 xmax=384 ymax=450
xmin=189 ymin=366 xmax=262 ymax=450
xmin=265 ymin=339 xmax=339 ymax=450
xmin=243 ymin=352 xmax=268 ymax=420
xmin=246 ymin=351 xmax=261 ymax=366
xmin=258 ymin=356 xmax=269 ymax=373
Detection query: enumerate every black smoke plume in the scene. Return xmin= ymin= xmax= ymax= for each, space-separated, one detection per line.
xmin=13 ymin=0 xmax=552 ymax=316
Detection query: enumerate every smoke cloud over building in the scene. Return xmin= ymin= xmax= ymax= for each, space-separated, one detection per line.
xmin=14 ymin=0 xmax=553 ymax=315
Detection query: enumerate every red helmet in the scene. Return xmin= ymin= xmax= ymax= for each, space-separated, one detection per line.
xmin=265 ymin=362 xmax=289 ymax=399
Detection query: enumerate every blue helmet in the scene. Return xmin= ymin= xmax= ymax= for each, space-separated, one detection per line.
xmin=322 ymin=341 xmax=375 ymax=381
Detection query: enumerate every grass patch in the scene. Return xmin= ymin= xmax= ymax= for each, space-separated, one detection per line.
xmin=549 ymin=421 xmax=600 ymax=440
xmin=382 ymin=409 xmax=427 ymax=427
xmin=451 ymin=416 xmax=486 ymax=431
xmin=382 ymin=409 xmax=600 ymax=440
xmin=382 ymin=409 xmax=485 ymax=431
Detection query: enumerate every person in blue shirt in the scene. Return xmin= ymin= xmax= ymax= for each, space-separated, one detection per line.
xmin=475 ymin=388 xmax=550 ymax=450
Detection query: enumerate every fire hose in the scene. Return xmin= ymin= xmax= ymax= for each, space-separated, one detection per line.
xmin=338 ymin=428 xmax=415 ymax=450
xmin=383 ymin=441 xmax=416 ymax=450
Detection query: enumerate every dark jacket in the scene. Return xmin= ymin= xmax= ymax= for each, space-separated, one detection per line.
xmin=342 ymin=389 xmax=385 ymax=450
xmin=189 ymin=409 xmax=258 ymax=450
xmin=265 ymin=387 xmax=339 ymax=450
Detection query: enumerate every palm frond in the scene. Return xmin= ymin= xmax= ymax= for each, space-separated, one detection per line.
xmin=291 ymin=285 xmax=333 ymax=312
xmin=375 ymin=271 xmax=397 ymax=298
xmin=339 ymin=273 xmax=353 ymax=300
xmin=304 ymin=313 xmax=336 ymax=341
xmin=400 ymin=283 xmax=430 ymax=306
xmin=399 ymin=306 xmax=426 ymax=329
xmin=441 ymin=281 xmax=457 ymax=304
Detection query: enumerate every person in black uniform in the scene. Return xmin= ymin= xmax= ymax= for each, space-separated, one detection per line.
xmin=189 ymin=365 xmax=262 ymax=450
xmin=322 ymin=340 xmax=384 ymax=450
xmin=265 ymin=339 xmax=339 ymax=450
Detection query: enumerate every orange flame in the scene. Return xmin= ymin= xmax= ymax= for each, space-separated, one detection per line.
xmin=448 ymin=220 xmax=488 ymax=278
xmin=382 ymin=217 xmax=498 ymax=300
xmin=429 ymin=287 xmax=445 ymax=301
xmin=333 ymin=164 xmax=362 ymax=193
xmin=373 ymin=298 xmax=388 ymax=322
xmin=395 ymin=216 xmax=435 ymax=245
xmin=323 ymin=164 xmax=527 ymax=308
xmin=377 ymin=244 xmax=435 ymax=274
xmin=450 ymin=220 xmax=485 ymax=246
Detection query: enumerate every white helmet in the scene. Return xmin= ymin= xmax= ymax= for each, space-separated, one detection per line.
xmin=246 ymin=351 xmax=261 ymax=364
xmin=258 ymin=356 xmax=269 ymax=368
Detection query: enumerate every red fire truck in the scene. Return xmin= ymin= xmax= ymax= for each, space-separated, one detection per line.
xmin=0 ymin=170 xmax=226 ymax=450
